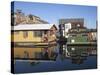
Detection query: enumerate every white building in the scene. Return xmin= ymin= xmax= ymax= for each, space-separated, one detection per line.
xmin=64 ymin=23 xmax=71 ymax=38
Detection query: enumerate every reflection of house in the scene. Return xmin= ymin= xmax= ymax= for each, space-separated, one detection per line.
xmin=68 ymin=46 xmax=97 ymax=64
xmin=11 ymin=24 xmax=57 ymax=44
xmin=14 ymin=46 xmax=57 ymax=60
xmin=11 ymin=10 xmax=48 ymax=25
xmin=60 ymin=45 xmax=97 ymax=64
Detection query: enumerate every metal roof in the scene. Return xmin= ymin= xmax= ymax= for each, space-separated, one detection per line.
xmin=12 ymin=24 xmax=56 ymax=30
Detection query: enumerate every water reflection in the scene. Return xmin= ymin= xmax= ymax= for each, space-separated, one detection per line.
xmin=59 ymin=43 xmax=97 ymax=64
xmin=14 ymin=43 xmax=97 ymax=73
xmin=14 ymin=45 xmax=58 ymax=61
xmin=14 ymin=43 xmax=97 ymax=63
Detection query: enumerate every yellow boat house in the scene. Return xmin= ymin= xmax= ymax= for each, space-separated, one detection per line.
xmin=11 ymin=24 xmax=57 ymax=46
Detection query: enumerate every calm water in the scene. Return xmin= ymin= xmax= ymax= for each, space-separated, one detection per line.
xmin=14 ymin=43 xmax=97 ymax=73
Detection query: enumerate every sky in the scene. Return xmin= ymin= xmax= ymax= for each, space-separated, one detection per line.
xmin=12 ymin=1 xmax=97 ymax=28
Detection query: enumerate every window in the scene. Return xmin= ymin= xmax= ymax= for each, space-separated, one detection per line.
xmin=34 ymin=31 xmax=42 ymax=37
xmin=23 ymin=31 xmax=28 ymax=38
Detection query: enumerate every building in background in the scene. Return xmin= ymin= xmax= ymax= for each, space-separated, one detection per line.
xmin=87 ymin=29 xmax=97 ymax=42
xmin=59 ymin=18 xmax=97 ymax=44
xmin=59 ymin=18 xmax=85 ymax=29
xmin=11 ymin=10 xmax=48 ymax=26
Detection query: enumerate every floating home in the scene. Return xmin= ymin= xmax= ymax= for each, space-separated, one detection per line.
xmin=59 ymin=18 xmax=97 ymax=45
xmin=67 ymin=28 xmax=97 ymax=45
xmin=11 ymin=24 xmax=57 ymax=46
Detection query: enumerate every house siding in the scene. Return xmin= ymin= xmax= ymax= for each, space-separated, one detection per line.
xmin=12 ymin=31 xmax=42 ymax=42
xmin=67 ymin=34 xmax=88 ymax=43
